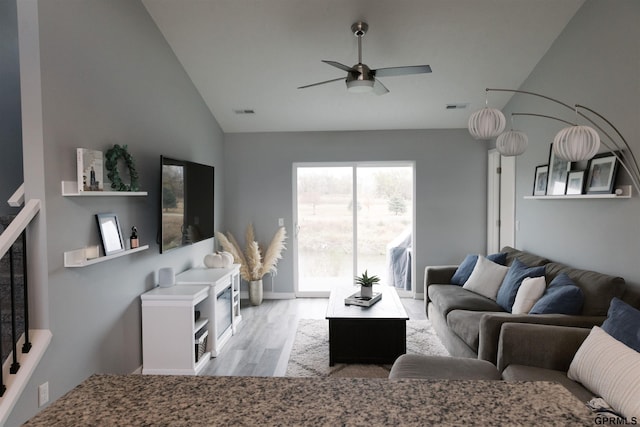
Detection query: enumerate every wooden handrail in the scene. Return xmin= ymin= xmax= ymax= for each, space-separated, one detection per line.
xmin=7 ymin=184 xmax=24 ymax=208
xmin=0 ymin=199 xmax=40 ymax=261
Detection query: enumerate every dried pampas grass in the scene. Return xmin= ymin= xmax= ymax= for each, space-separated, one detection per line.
xmin=215 ymin=224 xmax=287 ymax=282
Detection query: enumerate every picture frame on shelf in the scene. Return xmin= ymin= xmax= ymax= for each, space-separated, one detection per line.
xmin=586 ymin=152 xmax=619 ymax=194
xmin=77 ymin=148 xmax=104 ymax=192
xmin=546 ymin=144 xmax=572 ymax=195
xmin=96 ymin=213 xmax=125 ymax=256
xmin=565 ymin=171 xmax=586 ymax=195
xmin=533 ymin=165 xmax=549 ymax=196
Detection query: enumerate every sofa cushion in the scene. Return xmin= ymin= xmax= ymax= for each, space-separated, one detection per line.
xmin=502 ymin=365 xmax=594 ymax=403
xmin=446 ymin=310 xmax=488 ymax=351
xmin=568 ymin=326 xmax=640 ymax=420
xmin=511 ymin=276 xmax=546 ymax=314
xmin=428 ymin=285 xmax=504 ymax=317
xmin=389 ymin=354 xmax=501 ymax=380
xmin=496 ymin=259 xmax=546 ymax=312
xmin=451 ymin=253 xmax=507 ymax=286
xmin=545 ymin=262 xmax=625 ymax=316
xmin=500 ymin=246 xmax=550 ymax=268
xmin=530 ymin=273 xmax=584 ymax=315
xmin=462 ymin=256 xmax=509 ymax=300
xmin=601 ymin=297 xmax=640 ymax=352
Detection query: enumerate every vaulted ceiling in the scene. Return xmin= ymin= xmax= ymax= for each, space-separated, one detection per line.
xmin=143 ymin=0 xmax=584 ymax=133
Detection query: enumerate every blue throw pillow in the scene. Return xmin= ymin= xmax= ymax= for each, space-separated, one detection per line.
xmin=450 ymin=252 xmax=507 ymax=286
xmin=496 ymin=259 xmax=545 ymax=312
xmin=529 ymin=273 xmax=584 ymax=315
xmin=601 ymin=297 xmax=640 ymax=352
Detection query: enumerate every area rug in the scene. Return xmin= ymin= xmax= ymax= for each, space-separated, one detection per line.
xmin=285 ymin=319 xmax=449 ymax=378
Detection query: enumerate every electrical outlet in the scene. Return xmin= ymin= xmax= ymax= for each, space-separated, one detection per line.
xmin=278 ymin=218 xmax=284 ymax=227
xmin=38 ymin=382 xmax=49 ymax=407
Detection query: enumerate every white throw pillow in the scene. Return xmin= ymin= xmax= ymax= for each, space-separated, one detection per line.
xmin=512 ymin=276 xmax=546 ymax=314
xmin=462 ymin=255 xmax=509 ymax=301
xmin=568 ymin=326 xmax=640 ymax=420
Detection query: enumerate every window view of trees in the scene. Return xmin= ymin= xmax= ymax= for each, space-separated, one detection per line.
xmin=161 ymin=165 xmax=184 ymax=251
xmin=296 ymin=165 xmax=413 ymax=292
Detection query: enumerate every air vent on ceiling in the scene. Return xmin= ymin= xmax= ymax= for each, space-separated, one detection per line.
xmin=446 ymin=103 xmax=469 ymax=110
xmin=234 ymin=109 xmax=255 ymax=115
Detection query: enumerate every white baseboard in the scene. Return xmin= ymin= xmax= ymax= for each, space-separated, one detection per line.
xmin=240 ymin=291 xmax=295 ymax=300
xmin=131 ymin=366 xmax=143 ymax=375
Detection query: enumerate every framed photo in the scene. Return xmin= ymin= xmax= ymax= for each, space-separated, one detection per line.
xmin=533 ymin=165 xmax=549 ymax=196
xmin=565 ymin=171 xmax=585 ymax=195
xmin=77 ymin=148 xmax=104 ymax=192
xmin=95 ymin=213 xmax=125 ymax=256
xmin=586 ymin=152 xmax=619 ymax=194
xmin=546 ymin=144 xmax=572 ymax=195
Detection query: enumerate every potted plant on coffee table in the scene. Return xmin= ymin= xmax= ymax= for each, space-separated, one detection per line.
xmin=355 ymin=270 xmax=380 ymax=298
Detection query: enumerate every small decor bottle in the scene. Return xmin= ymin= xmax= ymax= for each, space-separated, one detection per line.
xmin=130 ymin=226 xmax=139 ymax=249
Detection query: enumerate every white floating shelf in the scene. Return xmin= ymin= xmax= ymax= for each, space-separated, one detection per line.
xmin=524 ymin=185 xmax=632 ymax=200
xmin=61 ymin=181 xmax=147 ymax=196
xmin=64 ymin=245 xmax=149 ymax=267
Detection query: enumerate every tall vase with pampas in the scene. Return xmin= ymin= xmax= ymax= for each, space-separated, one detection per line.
xmin=216 ymin=224 xmax=287 ymax=306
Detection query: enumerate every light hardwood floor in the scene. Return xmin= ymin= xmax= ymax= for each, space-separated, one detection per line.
xmin=201 ymin=296 xmax=426 ymax=377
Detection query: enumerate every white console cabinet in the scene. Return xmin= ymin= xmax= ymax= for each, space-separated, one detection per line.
xmin=141 ymin=285 xmax=211 ymax=375
xmin=176 ymin=264 xmax=241 ymax=356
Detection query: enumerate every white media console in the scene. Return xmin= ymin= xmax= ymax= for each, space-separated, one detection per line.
xmin=175 ymin=264 xmax=242 ymax=356
xmin=141 ymin=265 xmax=241 ymax=375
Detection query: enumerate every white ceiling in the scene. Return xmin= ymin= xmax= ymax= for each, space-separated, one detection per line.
xmin=142 ymin=0 xmax=584 ymax=133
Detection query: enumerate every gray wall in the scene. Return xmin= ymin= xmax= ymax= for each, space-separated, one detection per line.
xmin=224 ymin=130 xmax=489 ymax=295
xmin=504 ymin=0 xmax=640 ymax=293
xmin=0 ymin=0 xmax=23 ymax=216
xmin=9 ymin=1 xmax=224 ymax=424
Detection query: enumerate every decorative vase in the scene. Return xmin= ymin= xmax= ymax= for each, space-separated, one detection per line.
xmin=249 ymin=279 xmax=264 ymax=306
xmin=361 ymin=285 xmax=373 ymax=298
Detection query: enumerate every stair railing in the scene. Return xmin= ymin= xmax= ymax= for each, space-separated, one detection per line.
xmin=0 ymin=184 xmax=40 ymax=395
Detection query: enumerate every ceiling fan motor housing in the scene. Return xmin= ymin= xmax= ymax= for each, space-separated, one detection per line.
xmin=351 ymin=21 xmax=368 ymax=37
xmin=347 ymin=63 xmax=373 ymax=82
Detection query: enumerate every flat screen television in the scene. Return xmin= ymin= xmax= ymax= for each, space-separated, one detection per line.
xmin=159 ymin=156 xmax=215 ymax=253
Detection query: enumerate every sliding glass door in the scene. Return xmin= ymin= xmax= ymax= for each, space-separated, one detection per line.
xmin=294 ymin=163 xmax=414 ymax=297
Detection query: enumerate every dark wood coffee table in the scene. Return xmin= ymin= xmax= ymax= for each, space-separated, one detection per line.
xmin=325 ymin=285 xmax=409 ymax=366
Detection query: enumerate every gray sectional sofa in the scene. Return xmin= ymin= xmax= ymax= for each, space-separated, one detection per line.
xmin=425 ymin=246 xmax=627 ymax=363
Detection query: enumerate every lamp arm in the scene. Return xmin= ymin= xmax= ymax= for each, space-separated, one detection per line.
xmin=511 ymin=112 xmax=575 ymax=126
xmin=488 ymin=88 xmax=626 ymax=153
xmin=486 ymin=88 xmax=575 ymax=112
xmin=575 ymin=104 xmax=640 ymax=179
xmin=489 ymin=88 xmax=640 ymax=193
xmin=511 ymin=112 xmax=640 ymax=193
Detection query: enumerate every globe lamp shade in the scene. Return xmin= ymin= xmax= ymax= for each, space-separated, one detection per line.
xmin=553 ymin=125 xmax=600 ymax=161
xmin=468 ymin=107 xmax=506 ymax=140
xmin=496 ymin=130 xmax=529 ymax=156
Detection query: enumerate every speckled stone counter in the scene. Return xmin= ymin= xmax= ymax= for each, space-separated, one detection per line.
xmin=24 ymin=374 xmax=594 ymax=426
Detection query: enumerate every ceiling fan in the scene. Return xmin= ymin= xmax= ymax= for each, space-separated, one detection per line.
xmin=298 ymin=21 xmax=432 ymax=95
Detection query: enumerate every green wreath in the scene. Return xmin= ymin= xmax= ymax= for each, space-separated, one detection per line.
xmin=105 ymin=144 xmax=139 ymax=191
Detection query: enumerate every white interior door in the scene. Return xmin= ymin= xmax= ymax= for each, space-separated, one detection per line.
xmin=487 ymin=150 xmax=516 ymax=252
xmin=499 ymin=156 xmax=516 ymax=249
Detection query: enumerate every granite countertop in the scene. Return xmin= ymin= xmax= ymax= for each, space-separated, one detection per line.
xmin=25 ymin=374 xmax=595 ymax=426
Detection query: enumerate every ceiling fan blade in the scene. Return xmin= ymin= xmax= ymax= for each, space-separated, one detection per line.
xmin=298 ymin=77 xmax=345 ymax=90
xmin=322 ymin=60 xmax=357 ymax=73
xmin=373 ymin=65 xmax=432 ymax=78
xmin=373 ymin=78 xmax=390 ymax=95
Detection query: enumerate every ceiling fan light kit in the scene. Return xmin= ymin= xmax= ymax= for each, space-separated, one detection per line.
xmin=347 ymin=79 xmax=374 ymax=93
xmin=298 ymin=21 xmax=431 ymax=95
